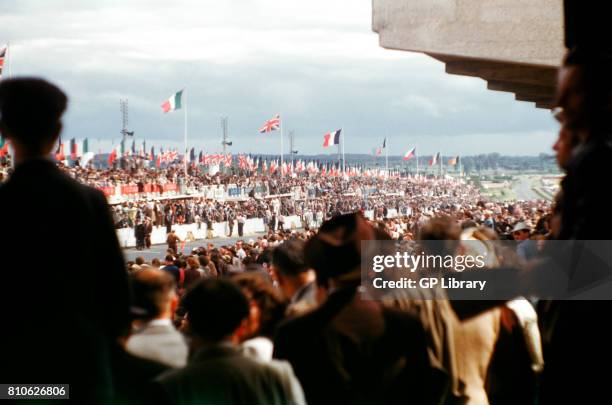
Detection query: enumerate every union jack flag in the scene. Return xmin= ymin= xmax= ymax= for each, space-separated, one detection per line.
xmin=238 ymin=154 xmax=247 ymax=169
xmin=224 ymin=153 xmax=232 ymax=167
xmin=259 ymin=114 xmax=280 ymax=133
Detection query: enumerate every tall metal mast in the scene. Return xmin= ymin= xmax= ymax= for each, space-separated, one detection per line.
xmin=221 ymin=116 xmax=229 ymax=154
xmin=289 ymin=130 xmax=297 ymax=166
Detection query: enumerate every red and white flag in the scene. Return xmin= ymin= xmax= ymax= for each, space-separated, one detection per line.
xmin=0 ymin=139 xmax=9 ymax=157
xmin=108 ymin=146 xmax=117 ymax=166
xmin=259 ymin=114 xmax=280 ymax=133
xmin=55 ymin=141 xmax=65 ymax=161
xmin=238 ymin=155 xmax=247 ymax=169
xmin=224 ymin=153 xmax=232 ymax=167
xmin=429 ymin=152 xmax=440 ymax=166
xmin=403 ymin=147 xmax=416 ymax=161
xmin=268 ymin=160 xmax=274 ymax=173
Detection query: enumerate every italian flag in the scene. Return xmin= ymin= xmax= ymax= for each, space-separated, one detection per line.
xmin=161 ymin=90 xmax=183 ymax=113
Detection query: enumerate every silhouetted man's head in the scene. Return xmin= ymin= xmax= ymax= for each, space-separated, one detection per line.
xmin=304 ymin=213 xmax=373 ymax=287
xmin=556 ymin=48 xmax=612 ymax=142
xmin=182 ymin=278 xmax=249 ymax=343
xmin=0 ymin=78 xmax=67 ymax=156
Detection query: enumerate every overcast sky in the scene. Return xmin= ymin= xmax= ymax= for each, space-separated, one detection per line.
xmin=1 ymin=0 xmax=559 ymax=156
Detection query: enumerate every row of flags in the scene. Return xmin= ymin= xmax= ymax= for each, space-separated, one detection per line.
xmin=108 ymin=145 xmax=178 ymax=166
xmin=49 ymin=137 xmax=460 ymax=169
xmin=427 ymin=152 xmax=460 ymax=166
xmin=53 ymin=137 xmax=90 ymax=161
xmin=44 ymin=91 xmax=461 ymax=170
xmin=159 ymin=107 xmax=460 ymax=168
xmin=0 ymin=78 xmax=463 ymax=170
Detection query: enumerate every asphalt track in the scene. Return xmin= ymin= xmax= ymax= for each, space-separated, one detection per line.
xmin=123 ymin=233 xmax=265 ymax=262
xmin=514 ymin=176 xmax=541 ymax=201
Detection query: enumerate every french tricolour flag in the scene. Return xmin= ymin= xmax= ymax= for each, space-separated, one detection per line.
xmin=323 ymin=129 xmax=341 ymax=148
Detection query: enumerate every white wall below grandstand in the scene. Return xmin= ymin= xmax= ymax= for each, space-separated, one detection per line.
xmin=116 ymin=215 xmax=303 ymax=248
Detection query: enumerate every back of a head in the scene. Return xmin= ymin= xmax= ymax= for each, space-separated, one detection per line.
xmin=255 ymin=247 xmax=273 ymax=266
xmin=418 ymin=216 xmax=461 ymax=257
xmin=304 ymin=213 xmax=370 ymax=286
xmin=272 ymin=239 xmax=307 ymax=277
xmin=131 ymin=269 xmax=176 ymax=321
xmin=0 ymin=78 xmax=67 ymax=152
xmin=186 ymin=256 xmax=198 ymax=269
xmin=182 ymin=279 xmax=249 ymax=342
xmin=231 ymin=272 xmax=286 ymax=338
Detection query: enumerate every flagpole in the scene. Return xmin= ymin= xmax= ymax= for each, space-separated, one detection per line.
xmin=341 ymin=126 xmax=345 ymax=174
xmin=280 ymin=113 xmax=284 ymax=178
xmin=416 ymin=146 xmax=419 ymax=177
xmin=184 ymin=89 xmax=188 ymax=176
xmin=385 ymin=139 xmax=388 ymax=176
xmin=8 ymin=42 xmax=12 ymax=78
xmin=7 ymin=42 xmax=14 ymax=168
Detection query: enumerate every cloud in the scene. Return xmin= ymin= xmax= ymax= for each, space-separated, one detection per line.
xmin=0 ymin=0 xmax=559 ymax=156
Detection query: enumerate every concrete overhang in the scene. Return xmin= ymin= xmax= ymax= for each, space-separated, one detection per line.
xmin=372 ymin=0 xmax=565 ymax=109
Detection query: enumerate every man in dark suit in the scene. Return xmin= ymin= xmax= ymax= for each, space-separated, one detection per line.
xmin=0 ymin=78 xmax=130 ymax=402
xmin=135 ymin=219 xmax=146 ymax=250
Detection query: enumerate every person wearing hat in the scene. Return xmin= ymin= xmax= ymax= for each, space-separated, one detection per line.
xmin=512 ymin=222 xmax=537 ymax=261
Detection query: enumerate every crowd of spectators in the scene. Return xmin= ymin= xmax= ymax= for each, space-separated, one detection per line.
xmin=2 ymin=42 xmax=612 ymax=404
